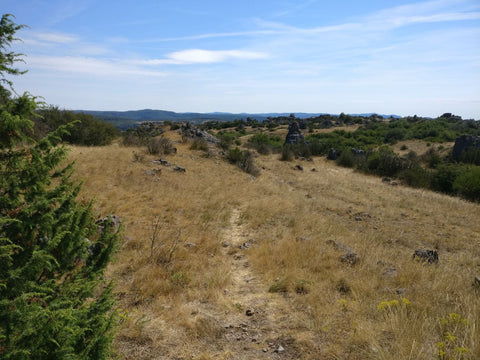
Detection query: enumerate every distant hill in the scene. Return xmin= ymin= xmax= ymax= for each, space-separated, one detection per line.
xmin=74 ymin=109 xmax=401 ymax=129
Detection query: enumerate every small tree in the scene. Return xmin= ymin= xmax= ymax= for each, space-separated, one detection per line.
xmin=0 ymin=14 xmax=119 ymax=359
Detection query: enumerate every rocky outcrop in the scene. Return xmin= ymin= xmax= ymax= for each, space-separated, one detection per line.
xmin=452 ymin=135 xmax=480 ymax=160
xmin=180 ymin=123 xmax=219 ymax=144
xmin=284 ymin=122 xmax=305 ymax=144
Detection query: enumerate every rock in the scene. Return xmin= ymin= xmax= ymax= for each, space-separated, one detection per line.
xmin=327 ymin=240 xmax=360 ymax=265
xmin=180 ymin=122 xmax=219 ymax=144
xmin=174 ymin=166 xmax=186 ymax=172
xmin=284 ymin=121 xmax=305 ymax=144
xmin=473 ymin=276 xmax=480 ymax=290
xmin=383 ymin=267 xmax=397 ymax=278
xmin=274 ymin=345 xmax=286 ymax=353
xmin=245 ymin=309 xmax=254 ymax=316
xmin=184 ymin=242 xmax=196 ymax=248
xmin=412 ymin=249 xmax=439 ymax=264
xmin=222 ymin=241 xmax=230 ymax=247
xmin=239 ymin=242 xmax=250 ymax=249
xmin=95 ymin=215 xmax=121 ymax=231
xmin=295 ymin=164 xmax=303 ymax=171
xmin=158 ymin=158 xmax=171 ymax=166
xmin=452 ymin=135 xmax=480 ymax=160
xmin=327 ymin=148 xmax=338 ymax=160
xmin=311 ymin=168 xmax=317 ymax=172
xmin=351 ymin=148 xmax=365 ymax=155
xmin=341 ymin=251 xmax=360 ymax=265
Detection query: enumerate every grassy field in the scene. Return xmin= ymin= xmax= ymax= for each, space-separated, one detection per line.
xmin=68 ymin=130 xmax=480 ymax=359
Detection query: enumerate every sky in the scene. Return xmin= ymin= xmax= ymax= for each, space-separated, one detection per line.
xmin=2 ymin=0 xmax=480 ymax=119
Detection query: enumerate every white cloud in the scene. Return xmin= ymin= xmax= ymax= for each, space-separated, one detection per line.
xmin=140 ymin=49 xmax=269 ymax=65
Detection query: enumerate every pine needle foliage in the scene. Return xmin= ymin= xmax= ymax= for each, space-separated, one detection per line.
xmin=0 ymin=14 xmax=119 ymax=359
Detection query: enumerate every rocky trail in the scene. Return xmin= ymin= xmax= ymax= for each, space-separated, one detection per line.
xmin=212 ymin=208 xmax=315 ymax=359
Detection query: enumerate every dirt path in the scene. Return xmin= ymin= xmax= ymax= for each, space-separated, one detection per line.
xmin=216 ymin=208 xmax=313 ymax=359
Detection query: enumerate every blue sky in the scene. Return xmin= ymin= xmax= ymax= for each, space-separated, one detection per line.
xmin=3 ymin=0 xmax=480 ymax=118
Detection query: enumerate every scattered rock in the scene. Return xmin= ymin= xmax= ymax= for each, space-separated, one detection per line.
xmin=184 ymin=242 xmax=196 ymax=248
xmin=412 ymin=249 xmax=439 ymax=264
xmin=383 ymin=267 xmax=397 ymax=278
xmin=327 ymin=240 xmax=360 ymax=266
xmin=274 ymin=345 xmax=286 ymax=353
xmin=173 ymin=166 xmax=186 ymax=172
xmin=341 ymin=251 xmax=360 ymax=266
xmin=145 ymin=168 xmax=161 ymax=176
xmin=295 ymin=164 xmax=303 ymax=171
xmin=239 ymin=242 xmax=250 ymax=250
xmin=311 ymin=168 xmax=317 ymax=172
xmin=222 ymin=241 xmax=230 ymax=248
xmin=153 ymin=158 xmax=171 ymax=166
xmin=245 ymin=309 xmax=254 ymax=316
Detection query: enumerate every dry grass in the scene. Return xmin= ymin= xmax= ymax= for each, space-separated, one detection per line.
xmin=67 ymin=131 xmax=480 ymax=359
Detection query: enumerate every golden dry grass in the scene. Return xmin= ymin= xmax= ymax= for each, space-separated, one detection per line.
xmin=67 ymin=131 xmax=480 ymax=360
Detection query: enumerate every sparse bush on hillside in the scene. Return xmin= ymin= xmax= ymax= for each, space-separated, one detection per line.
xmin=400 ymin=165 xmax=433 ymax=188
xmin=280 ymin=144 xmax=294 ymax=161
xmin=147 ymin=136 xmax=175 ymax=155
xmin=453 ymin=166 xmax=480 ymax=201
xmin=226 ymin=147 xmax=260 ymax=176
xmin=189 ymin=138 xmax=209 ymax=152
xmin=246 ymin=133 xmax=283 ymax=154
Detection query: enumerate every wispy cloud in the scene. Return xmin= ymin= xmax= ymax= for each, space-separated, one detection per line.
xmin=25 ymin=55 xmax=167 ymax=77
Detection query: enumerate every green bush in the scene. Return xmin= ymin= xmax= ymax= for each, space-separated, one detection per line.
xmin=189 ymin=138 xmax=209 ymax=151
xmin=147 ymin=136 xmax=175 ymax=155
xmin=226 ymin=147 xmax=260 ymax=176
xmin=336 ymin=150 xmax=355 ymax=168
xmin=453 ymin=166 xmax=480 ymax=201
xmin=247 ymin=133 xmax=282 ymax=154
xmin=366 ymin=146 xmax=403 ymax=177
xmin=36 ymin=107 xmax=120 ymax=146
xmin=431 ymin=164 xmax=464 ymax=194
xmin=401 ymin=166 xmax=432 ymax=188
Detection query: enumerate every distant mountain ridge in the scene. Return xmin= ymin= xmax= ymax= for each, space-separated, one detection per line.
xmin=75 ymin=109 xmax=402 ymax=129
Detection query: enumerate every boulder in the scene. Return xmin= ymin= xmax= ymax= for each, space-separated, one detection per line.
xmin=284 ymin=121 xmax=305 ymax=144
xmin=327 ymin=148 xmax=338 ymax=160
